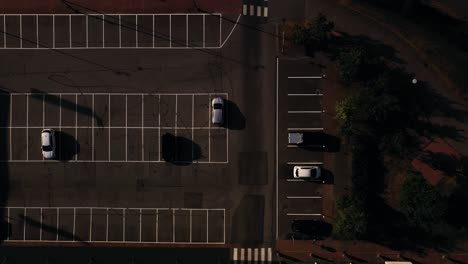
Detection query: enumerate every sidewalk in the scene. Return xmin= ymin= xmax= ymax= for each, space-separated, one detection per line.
xmin=277 ymin=240 xmax=468 ymax=264
xmin=0 ymin=0 xmax=241 ymax=14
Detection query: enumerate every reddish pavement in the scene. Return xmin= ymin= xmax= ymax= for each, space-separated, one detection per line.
xmin=277 ymin=240 xmax=468 ymax=264
xmin=0 ymin=0 xmax=241 ymax=14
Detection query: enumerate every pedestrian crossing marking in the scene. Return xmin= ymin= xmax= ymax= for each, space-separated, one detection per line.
xmin=232 ymin=248 xmax=272 ymax=263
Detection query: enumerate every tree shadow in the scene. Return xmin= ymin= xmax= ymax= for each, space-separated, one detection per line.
xmin=224 ymin=100 xmax=246 ymax=130
xmin=320 ymin=168 xmax=335 ymax=184
xmin=161 ymin=133 xmax=203 ymax=165
xmin=55 ymin=131 xmax=80 ymax=162
xmin=420 ymin=151 xmax=461 ymax=176
xmin=0 ymin=91 xmax=10 ymax=242
xmin=299 ymin=132 xmax=341 ymax=152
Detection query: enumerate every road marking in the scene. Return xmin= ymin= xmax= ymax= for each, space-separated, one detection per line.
xmin=3 ymin=16 xmax=6 ymax=48
xmin=240 ymin=248 xmax=245 ymax=261
xmin=264 ymin=7 xmax=269 ymax=17
xmin=36 ymin=15 xmax=38 ymax=48
xmin=287 ymin=127 xmax=324 ymax=131
xmin=73 ymin=208 xmax=76 ymax=241
xmin=86 ymin=15 xmax=88 ymax=48
xmin=287 ymin=162 xmax=323 ymax=165
xmin=287 ymin=144 xmax=325 ymax=148
xmin=56 ymin=208 xmax=59 ymax=241
xmin=155 ymin=208 xmax=158 ymax=242
xmin=9 ymin=94 xmax=12 ymax=160
xmin=257 ymin=6 xmax=262 ymax=17
xmin=208 ymin=95 xmax=211 ymax=162
xmin=206 ymin=210 xmax=209 ymax=242
xmin=268 ymin=248 xmax=272 ymax=262
xmin=169 ymin=14 xmax=172 ymax=48
xmin=141 ymin=94 xmax=144 ymax=160
xmin=261 ymin=248 xmax=265 ymax=262
xmin=287 ymin=179 xmax=305 ymax=182
xmin=26 ymin=95 xmax=29 ymax=160
xmin=287 ymin=93 xmax=323 ymax=96
xmin=109 ymin=95 xmax=111 ymax=161
xmin=287 ymin=196 xmax=322 ymax=199
xmin=233 ymin=248 xmax=238 ymax=261
xmin=23 ymin=208 xmax=26 ymax=241
xmin=275 ymin=56 xmax=279 ymax=240
xmin=75 ymin=94 xmax=78 ymax=160
xmin=248 ymin=248 xmax=252 ymax=262
xmin=119 ymin=15 xmax=121 ymax=48
xmin=287 ymin=213 xmax=323 ymax=216
xmin=139 ymin=208 xmax=142 ymax=242
xmin=243 ymin=5 xmax=247 ymax=15
xmin=186 ymin=14 xmax=188 ymax=48
xmin=287 ymin=110 xmax=323 ymax=114
xmin=175 ymin=94 xmax=178 ymax=137
xmin=19 ymin=15 xmax=22 ymax=48
xmin=219 ymin=14 xmax=222 ymax=47
xmin=288 ymin=76 xmax=324 ymax=79
xmin=106 ymin=208 xmax=109 ymax=241
xmin=192 ymin=95 xmax=194 ymax=161
xmin=52 ymin=15 xmax=55 ymax=48
xmin=250 ymin=5 xmax=254 ymax=16
xmin=158 ymin=94 xmax=161 ymax=161
xmin=152 ymin=15 xmax=155 ymax=48
xmin=125 ymin=95 xmax=127 ymax=161
xmin=69 ymin=15 xmax=72 ymax=48
xmin=89 ymin=208 xmax=93 ymax=241
xmin=39 ymin=208 xmax=41 ymax=241
xmin=135 ymin=15 xmax=138 ymax=48
xmin=220 ymin=14 xmax=240 ymax=48
xmin=102 ymin=14 xmax=105 ymax=47
xmin=203 ymin=14 xmax=206 ymax=48
xmin=189 ymin=209 xmax=192 ymax=243
xmin=92 ymin=94 xmax=95 ymax=161
xmin=254 ymin=248 xmax=258 ymax=262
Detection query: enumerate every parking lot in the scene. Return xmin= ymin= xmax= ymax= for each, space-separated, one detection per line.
xmin=1 ymin=92 xmax=228 ymax=163
xmin=4 ymin=207 xmax=225 ymax=243
xmin=0 ymin=13 xmax=240 ymax=49
xmin=276 ymin=57 xmax=331 ymax=239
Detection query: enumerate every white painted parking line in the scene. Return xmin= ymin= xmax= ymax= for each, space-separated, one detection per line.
xmin=123 ymin=208 xmax=126 ymax=241
xmin=288 ymin=75 xmax=325 ymax=79
xmin=208 ymin=95 xmax=211 ymax=162
xmin=52 ymin=15 xmax=55 ymax=49
xmin=175 ymin=94 xmax=178 ymax=137
xmin=36 ymin=15 xmax=38 ymax=48
xmin=3 ymin=16 xmax=6 ymax=48
xmin=286 ymin=196 xmax=322 ymax=199
xmin=206 ymin=210 xmax=209 ymax=242
xmin=9 ymin=94 xmax=12 ymax=160
xmin=73 ymin=208 xmax=76 ymax=241
xmin=158 ymin=94 xmax=161 ymax=161
xmin=286 ymin=179 xmax=305 ymax=182
xmin=92 ymin=94 xmax=95 ymax=161
xmin=254 ymin=248 xmax=258 ymax=262
xmin=155 ymin=208 xmax=159 ymax=242
xmin=287 ymin=144 xmax=325 ymax=148
xmin=287 ymin=110 xmax=323 ymax=114
xmin=287 ymin=127 xmax=324 ymax=131
xmin=109 ymin=95 xmax=111 ymax=161
xmin=69 ymin=15 xmax=72 ymax=48
xmin=275 ymin=56 xmax=279 ymax=240
xmin=173 ymin=209 xmax=176 ymax=243
xmin=119 ymin=15 xmax=122 ymax=48
xmin=125 ymin=95 xmax=128 ymax=161
xmin=23 ymin=208 xmax=26 ymax=241
xmin=56 ymin=208 xmax=59 ymax=241
xmin=286 ymin=162 xmax=323 ymax=165
xmin=19 ymin=15 xmax=22 ymax=48
xmin=169 ymin=14 xmax=172 ymax=48
xmin=141 ymin=94 xmax=144 ymax=160
xmin=257 ymin=6 xmax=262 ymax=17
xmin=287 ymin=93 xmax=323 ymax=96
xmin=102 ymin=14 xmax=105 ymax=48
xmin=106 ymin=208 xmax=109 ymax=241
xmin=287 ymin=213 xmax=323 ymax=216
xmin=75 ymin=94 xmax=78 ymax=160
xmin=248 ymin=248 xmax=252 ymax=263
xmin=89 ymin=208 xmax=93 ymax=241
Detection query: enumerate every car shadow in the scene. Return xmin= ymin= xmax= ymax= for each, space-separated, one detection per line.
xmin=320 ymin=168 xmax=334 ymax=184
xmin=299 ymin=132 xmax=341 ymax=152
xmin=224 ymin=100 xmax=246 ymax=130
xmin=161 ymin=133 xmax=203 ymax=165
xmin=55 ymin=131 xmax=80 ymax=161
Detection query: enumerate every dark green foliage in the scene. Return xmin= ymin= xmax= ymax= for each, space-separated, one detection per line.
xmin=400 ymin=176 xmax=446 ymax=231
xmin=290 ymin=13 xmax=334 ymax=53
xmin=337 ymin=46 xmax=369 ymax=85
xmin=333 ymin=195 xmax=368 ymax=239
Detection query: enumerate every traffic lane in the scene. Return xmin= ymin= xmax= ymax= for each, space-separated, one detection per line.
xmin=0 ymin=50 xmax=230 ymax=94
xmin=287 ymin=96 xmax=322 ymax=112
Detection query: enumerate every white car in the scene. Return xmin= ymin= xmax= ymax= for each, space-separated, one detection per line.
xmin=211 ymin=97 xmax=224 ymax=125
xmin=293 ymin=166 xmax=323 ymax=182
xmin=41 ymin=129 xmax=56 ymax=159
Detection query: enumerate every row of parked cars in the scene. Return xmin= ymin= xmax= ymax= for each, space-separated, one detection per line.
xmin=289 ymin=131 xmax=324 ymax=183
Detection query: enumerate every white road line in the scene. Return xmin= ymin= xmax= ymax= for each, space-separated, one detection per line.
xmin=75 ymin=94 xmax=78 ymax=160
xmin=36 ymin=15 xmax=38 ymax=48
xmin=248 ymin=248 xmax=252 ymax=262
xmin=287 ymin=127 xmax=324 ymax=131
xmin=155 ymin=208 xmax=158 ymax=242
xmin=287 ymin=110 xmax=323 ymax=114
xmin=268 ymin=248 xmax=272 ymax=262
xmin=73 ymin=208 xmax=76 ymax=241
xmin=275 ymin=56 xmax=279 ymax=240
xmin=286 ymin=179 xmax=305 ymax=182
xmin=233 ymin=248 xmax=238 ymax=261
xmin=243 ymin=4 xmax=247 ymax=15
xmin=208 ymin=95 xmax=211 ymax=162
xmin=19 ymin=15 xmax=22 ymax=48
xmin=175 ymin=95 xmax=178 ymax=137
xmin=172 ymin=209 xmax=175 ymax=243
xmin=152 ymin=15 xmax=155 ymax=48
xmin=250 ymin=5 xmax=254 ymax=16
xmin=158 ymin=95 xmax=161 ymax=161
xmin=125 ymin=95 xmax=128 ymax=161
xmin=169 ymin=14 xmax=172 ymax=48
xmin=226 ymin=93 xmax=229 ymax=163
xmin=136 ymin=15 xmax=138 ymax=48
xmin=59 ymin=94 xmax=62 ymax=131
xmin=186 ymin=14 xmax=188 ymax=48
xmin=86 ymin=15 xmax=88 ymax=48
xmin=106 ymin=208 xmax=109 ymax=241
xmin=89 ymin=208 xmax=93 ymax=241
xmin=189 ymin=209 xmax=192 ymax=243
xmin=119 ymin=15 xmax=121 ymax=48
xmin=240 ymin=248 xmax=245 ymax=262
xmin=288 ymin=76 xmax=324 ymax=79
xmin=264 ymin=7 xmax=269 ymax=17
xmin=69 ymin=15 xmax=72 ymax=48
xmin=141 ymin=94 xmax=144 ymax=160
xmin=123 ymin=208 xmax=126 ymax=241
xmin=39 ymin=208 xmax=42 ymax=241
xmin=42 ymin=94 xmax=45 ymax=129
xmin=254 ymin=248 xmax=258 ymax=263
xmin=287 ymin=93 xmax=323 ymax=96
xmin=108 ymin=95 xmax=111 ymax=161
xmin=206 ymin=210 xmax=209 ymax=242
xmin=4 ymin=16 xmax=6 ymax=48
xmin=286 ymin=213 xmax=323 ymax=216
xmin=260 ymin=248 xmax=265 ymax=262
xmin=56 ymin=208 xmax=59 ymax=241
xmin=102 ymin=14 xmax=105 ymax=47
xmin=139 ymin=208 xmax=142 ymax=242
xmin=257 ymin=6 xmax=262 ymax=17
xmin=9 ymin=94 xmax=12 ymax=160
xmin=286 ymin=161 xmax=323 ymax=165
xmin=287 ymin=144 xmax=325 ymax=148
xmin=203 ymin=14 xmax=205 ymax=48
xmin=23 ymin=208 xmax=26 ymax=241
xmin=286 ymin=196 xmax=322 ymax=199
xmin=223 ymin=209 xmax=226 ymax=243
xmin=192 ymin=95 xmax=194 ymax=161
xmin=26 ymin=95 xmax=29 ymax=160
xmin=219 ymin=14 xmax=222 ymax=47
xmin=1 ymin=126 xmax=226 ymax=129
xmin=92 ymin=94 xmax=95 ymax=161
xmin=52 ymin=15 xmax=55 ymax=48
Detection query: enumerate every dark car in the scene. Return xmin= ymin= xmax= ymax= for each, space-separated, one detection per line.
xmin=161 ymin=133 xmax=176 ymax=162
xmin=291 ymin=220 xmax=332 ymax=239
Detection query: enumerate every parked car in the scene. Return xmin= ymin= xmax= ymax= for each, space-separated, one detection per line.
xmin=293 ymin=165 xmax=324 ymax=183
xmin=41 ymin=129 xmax=56 ymax=159
xmin=291 ymin=219 xmax=332 ymax=240
xmin=211 ymin=97 xmax=224 ymax=125
xmin=288 ymin=132 xmax=303 ymax=144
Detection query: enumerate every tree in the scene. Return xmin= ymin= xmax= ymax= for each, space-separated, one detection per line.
xmin=337 ymin=46 xmax=368 ymax=85
xmin=290 ymin=13 xmax=334 ymax=53
xmin=400 ymin=176 xmax=446 ymax=231
xmin=333 ymin=195 xmax=368 ymax=239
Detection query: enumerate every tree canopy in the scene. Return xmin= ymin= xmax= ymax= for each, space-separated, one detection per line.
xmin=333 ymin=195 xmax=368 ymax=240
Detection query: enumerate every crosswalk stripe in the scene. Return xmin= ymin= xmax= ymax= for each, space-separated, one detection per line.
xmin=250 ymin=5 xmax=255 ymax=16
xmin=248 ymin=248 xmax=252 ymax=263
xmin=264 ymin=7 xmax=269 ymax=17
xmin=257 ymin=6 xmax=262 ymax=17
xmin=261 ymin=248 xmax=265 ymax=262
xmin=240 ymin=248 xmax=245 ymax=261
xmin=243 ymin=5 xmax=247 ymax=16
xmin=232 ymin=248 xmax=272 ymax=263
xmin=233 ymin=248 xmax=238 ymax=261
xmin=268 ymin=248 xmax=272 ymax=262
xmin=254 ymin=248 xmax=259 ymax=262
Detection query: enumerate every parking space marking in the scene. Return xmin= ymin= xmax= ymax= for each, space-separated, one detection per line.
xmin=287 ymin=127 xmax=324 ymax=131
xmin=287 ymin=110 xmax=323 ymax=114
xmin=286 ymin=213 xmax=324 ymax=217
xmin=1 ymin=13 xmax=234 ymax=49
xmin=3 ymin=207 xmax=225 ymax=244
xmin=287 ymin=144 xmax=325 ymax=148
xmin=287 ymin=93 xmax=323 ymax=96
xmin=275 ymin=57 xmax=279 ymax=240
xmin=287 ymin=75 xmax=325 ymax=79
xmin=286 ymin=162 xmax=323 ymax=165
xmin=3 ymin=92 xmax=228 ymax=163
xmin=286 ymin=196 xmax=322 ymax=199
